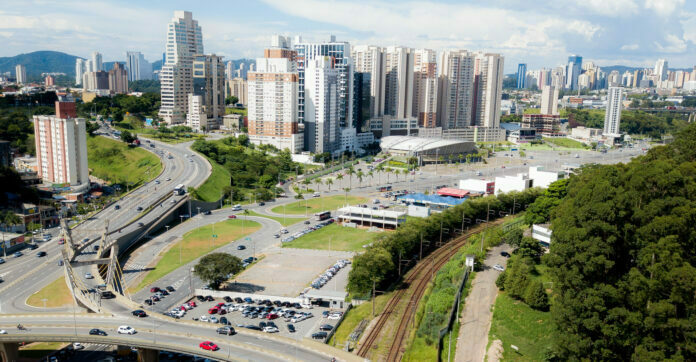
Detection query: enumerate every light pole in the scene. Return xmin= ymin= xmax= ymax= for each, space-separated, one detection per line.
xmin=165 ymin=225 xmax=170 ymax=233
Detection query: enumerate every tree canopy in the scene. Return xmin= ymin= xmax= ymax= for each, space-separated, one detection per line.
xmin=193 ymin=252 xmax=243 ymax=289
xmin=546 ymin=122 xmax=696 ymax=360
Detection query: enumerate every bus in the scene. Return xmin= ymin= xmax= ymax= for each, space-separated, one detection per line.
xmin=376 ymin=185 xmax=392 ymax=192
xmin=173 ymin=184 xmax=186 ymax=195
xmin=314 ymin=211 xmax=331 ymax=221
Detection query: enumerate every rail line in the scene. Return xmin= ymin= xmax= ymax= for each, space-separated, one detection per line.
xmin=356 ymin=218 xmax=506 ymax=359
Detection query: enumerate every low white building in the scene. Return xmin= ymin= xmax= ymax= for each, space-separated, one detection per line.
xmin=494 ymin=173 xmax=532 ymax=194
xmin=459 ymin=178 xmax=495 ymax=194
xmin=528 ymin=166 xmax=562 ymax=189
xmin=532 ymin=224 xmax=552 ymax=247
xmin=337 ymin=206 xmax=407 ymax=229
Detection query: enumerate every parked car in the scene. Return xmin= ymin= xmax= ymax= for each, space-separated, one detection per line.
xmin=319 ymin=324 xmax=333 ymax=331
xmin=150 ymin=287 xmax=161 ymax=293
xmin=263 ymin=326 xmax=279 ymax=333
xmin=287 ymin=324 xmax=296 ymax=333
xmin=237 ymin=245 xmax=246 ymax=250
xmin=312 ymin=331 xmax=328 ymax=339
xmin=84 ymin=272 xmax=93 ymax=279
xmin=492 ymin=264 xmax=505 ymax=272
xmin=166 ymin=286 xmax=175 ymax=292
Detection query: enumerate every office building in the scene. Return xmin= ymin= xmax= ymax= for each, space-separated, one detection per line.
xmin=566 ymin=55 xmax=582 ymax=90
xmin=75 ymin=59 xmax=86 ymax=85
xmin=108 ymin=63 xmax=129 ymax=94
xmin=15 ymin=64 xmax=26 ymax=84
xmin=304 ymin=57 xmax=340 ymax=154
xmin=517 ymin=63 xmax=527 ymax=88
xmin=472 ymin=53 xmax=504 ymax=128
xmin=126 ymin=51 xmax=152 ymax=81
xmin=159 ymin=11 xmax=204 ymax=124
xmin=186 ymin=54 xmax=225 ymax=131
xmin=352 ymin=45 xmax=385 ymax=121
xmin=654 ymin=59 xmax=668 ymax=82
xmin=540 ymin=85 xmax=559 ymax=115
xmin=383 ymin=46 xmax=414 ymax=119
xmin=295 ymin=35 xmax=353 ymax=129
xmin=521 ymin=114 xmax=562 ymax=136
xmin=33 ymin=101 xmax=89 ymax=192
xmin=45 ymin=75 xmax=55 ymax=87
xmin=225 ymin=61 xmax=234 ymax=80
xmin=603 ymin=87 xmax=623 ymax=136
xmin=412 ymin=49 xmax=438 ymax=128
xmin=437 ymin=50 xmax=475 ymax=129
xmin=225 ymin=77 xmax=247 ymax=106
xmin=82 ymin=71 xmax=109 ymax=90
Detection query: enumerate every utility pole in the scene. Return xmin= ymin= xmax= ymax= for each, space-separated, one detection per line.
xmin=372 ymin=279 xmax=376 ymax=318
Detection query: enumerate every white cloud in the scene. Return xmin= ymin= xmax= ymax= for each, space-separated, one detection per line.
xmin=681 ymin=13 xmax=696 ymax=43
xmin=621 ymin=44 xmax=640 ymax=50
xmin=578 ymin=0 xmax=639 ymax=16
xmin=655 ymin=34 xmax=687 ymax=53
xmin=644 ymin=0 xmax=685 ymax=16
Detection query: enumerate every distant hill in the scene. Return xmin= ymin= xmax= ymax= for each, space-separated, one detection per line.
xmin=0 ymin=51 xmax=82 ymax=78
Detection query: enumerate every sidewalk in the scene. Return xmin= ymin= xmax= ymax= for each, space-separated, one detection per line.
xmin=455 ymin=244 xmax=511 ymax=362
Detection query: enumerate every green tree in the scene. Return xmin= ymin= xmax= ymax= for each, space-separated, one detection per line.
xmin=193 ymin=252 xmax=243 ymax=289
xmin=225 ymin=96 xmax=239 ymax=105
xmin=347 ymin=246 xmax=394 ymax=295
xmin=120 ymin=130 xmax=136 ymax=144
xmin=524 ymin=281 xmax=549 ymax=311
xmin=495 ymin=271 xmax=507 ymax=290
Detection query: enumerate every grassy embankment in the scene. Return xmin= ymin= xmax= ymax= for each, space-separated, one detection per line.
xmin=26 ymin=276 xmax=74 ymax=308
xmin=542 ymin=137 xmax=589 ymax=149
xmin=270 ymin=195 xmax=367 ymax=215
xmin=133 ymin=218 xmax=260 ymax=292
xmin=192 ymin=153 xmax=231 ymax=202
xmin=282 ymin=223 xmax=383 ymax=252
xmin=244 ymin=210 xmax=304 ymax=227
xmin=86 ymin=135 xmax=162 ymax=185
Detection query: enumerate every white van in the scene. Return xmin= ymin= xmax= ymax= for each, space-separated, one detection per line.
xmin=232 ymin=204 xmax=242 ymax=211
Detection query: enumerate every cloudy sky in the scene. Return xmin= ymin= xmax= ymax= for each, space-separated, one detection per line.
xmin=1 ymin=0 xmax=695 ymax=72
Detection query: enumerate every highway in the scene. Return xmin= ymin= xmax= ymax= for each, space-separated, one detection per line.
xmin=0 ymin=136 xmax=210 ymax=314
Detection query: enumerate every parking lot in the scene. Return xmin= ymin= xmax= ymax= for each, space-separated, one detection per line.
xmin=161 ymin=295 xmax=343 ymax=341
xmin=228 ymin=247 xmax=354 ymax=297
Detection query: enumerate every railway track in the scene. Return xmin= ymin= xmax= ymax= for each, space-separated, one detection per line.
xmin=356 ymin=218 xmax=506 ymax=359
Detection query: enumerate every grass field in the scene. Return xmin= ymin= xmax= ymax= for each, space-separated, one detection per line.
xmin=245 ymin=210 xmax=305 ymax=227
xmin=87 ymin=135 xmax=162 ymax=185
xmin=134 ymin=218 xmax=260 ymax=291
xmin=193 ymin=153 xmax=230 ymax=202
xmin=328 ymin=291 xmax=394 ymax=347
xmin=487 ymin=293 xmax=555 ymax=360
xmin=26 ymin=276 xmax=74 ymax=308
xmin=225 ymin=107 xmax=248 ymax=116
xmin=543 ymin=137 xmax=589 ymax=149
xmin=19 ymin=342 xmax=69 ymax=359
xmin=270 ymin=195 xmax=367 ymax=215
xmin=282 ymin=223 xmax=383 ymax=252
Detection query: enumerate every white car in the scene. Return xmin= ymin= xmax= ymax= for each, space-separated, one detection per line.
xmin=263 ymin=326 xmax=279 ymax=333
xmin=327 ymin=314 xmax=341 ymax=320
xmin=117 ymin=326 xmax=136 ymax=334
xmin=73 ymin=343 xmax=84 ymax=350
xmin=84 ymin=273 xmax=94 ymax=279
xmin=210 ymin=316 xmax=219 ymax=324
xmin=492 ymin=264 xmax=505 ymax=272
xmin=199 ymin=316 xmax=209 ymax=322
xmin=0 ymin=330 xmax=7 ymax=334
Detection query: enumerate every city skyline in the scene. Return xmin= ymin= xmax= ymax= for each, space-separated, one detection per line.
xmin=1 ymin=0 xmax=695 ymax=72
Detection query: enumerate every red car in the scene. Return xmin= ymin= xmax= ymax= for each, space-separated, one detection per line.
xmin=208 ymin=307 xmax=219 ymax=314
xmin=188 ymin=301 xmax=197 ymax=307
xmin=266 ymin=313 xmax=278 ymax=320
xmin=216 ymin=303 xmax=225 ymax=307
xmin=199 ymin=341 xmax=219 ymax=351
xmin=228 ymin=215 xmax=237 ymax=219
xmin=150 ymin=287 xmax=160 ymax=293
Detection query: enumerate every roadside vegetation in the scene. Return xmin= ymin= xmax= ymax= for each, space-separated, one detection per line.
xmin=26 ymin=276 xmax=73 ymax=308
xmin=190 ymin=153 xmax=230 ymax=202
xmin=86 ymin=135 xmax=162 ymax=186
xmin=244 ymin=210 xmax=304 ymax=227
xmin=134 ymin=218 xmax=260 ymax=292
xmin=542 ymin=137 xmax=588 ymax=149
xmin=565 ymin=108 xmax=688 ymax=138
xmin=282 ymin=223 xmax=383 ymax=252
xmin=328 ymin=291 xmax=394 ymax=348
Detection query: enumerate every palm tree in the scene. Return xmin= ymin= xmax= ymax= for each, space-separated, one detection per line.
xmin=376 ymin=164 xmax=385 ymax=185
xmin=326 ymin=178 xmax=334 ymax=191
xmin=315 ymin=178 xmax=323 ymax=192
xmin=368 ymin=171 xmax=374 ymax=186
xmin=347 ymin=166 xmax=356 ymax=189
xmin=356 ymin=170 xmax=365 ymax=188
xmin=343 ymin=187 xmax=351 ymax=206
xmin=302 ymin=178 xmax=311 ymax=191
xmin=458 ymin=154 xmax=464 ymax=164
xmin=336 ymin=174 xmax=344 ymax=188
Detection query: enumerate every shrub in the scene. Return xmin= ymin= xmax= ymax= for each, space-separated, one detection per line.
xmin=496 ymin=271 xmax=507 ymax=290
xmin=524 ymin=281 xmax=549 ymax=311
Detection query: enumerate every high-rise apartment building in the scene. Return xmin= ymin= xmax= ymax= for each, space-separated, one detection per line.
xmin=540 ymin=85 xmax=559 ymax=115
xmin=15 ymin=64 xmax=26 ymax=84
xmin=304 ymin=57 xmax=340 ymax=154
xmin=566 ymin=55 xmax=582 ymax=90
xmin=159 ymin=11 xmax=204 ymax=124
xmin=517 ymin=63 xmax=527 ymax=88
xmin=437 ymin=50 xmax=475 ymax=129
xmin=604 ymin=87 xmax=623 ymax=136
xmin=632 ymin=69 xmax=644 ymax=88
xmin=91 ymin=51 xmax=103 ymax=72
xmin=472 ymin=53 xmax=504 ymax=128
xmin=412 ymin=48 xmax=438 ymax=128
xmin=383 ymin=46 xmax=414 ymax=119
xmin=45 ymin=75 xmax=55 ymax=87
xmin=225 ymin=61 xmax=234 ymax=80
xmin=82 ymin=71 xmax=109 ymax=90
xmin=247 ymin=49 xmax=303 ymax=153
xmin=126 ymin=51 xmax=152 ymax=81
xmin=351 ymin=45 xmax=385 ymax=120
xmin=654 ymin=59 xmax=668 ymax=81
xmin=33 ymin=101 xmax=89 ymax=192
xmin=75 ymin=59 xmax=86 ymax=85
xmin=295 ymin=35 xmax=353 ymax=129
xmin=108 ymin=63 xmax=129 ymax=94
xmin=225 ymin=78 xmax=248 ymax=106
xmin=186 ymin=54 xmax=224 ymax=131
